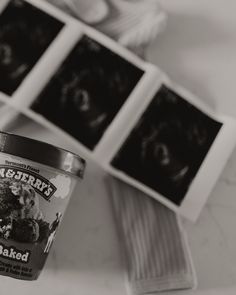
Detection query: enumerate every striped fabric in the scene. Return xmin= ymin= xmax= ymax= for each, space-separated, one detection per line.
xmin=48 ymin=0 xmax=167 ymax=49
xmin=107 ymin=177 xmax=196 ymax=294
xmin=97 ymin=0 xmax=167 ymax=48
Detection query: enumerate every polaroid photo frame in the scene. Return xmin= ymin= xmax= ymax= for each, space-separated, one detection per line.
xmin=0 ymin=0 xmax=75 ymax=97
xmin=101 ymin=76 xmax=236 ymax=221
xmin=0 ymin=0 xmax=159 ymax=159
xmin=30 ymin=35 xmax=146 ymax=150
xmin=0 ymin=0 xmax=82 ymax=128
xmin=0 ymin=0 xmax=235 ymax=221
xmin=27 ymin=25 xmax=159 ymax=154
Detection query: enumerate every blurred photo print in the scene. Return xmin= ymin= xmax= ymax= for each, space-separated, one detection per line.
xmin=106 ymin=82 xmax=236 ymax=220
xmin=32 ymin=35 xmax=144 ymax=150
xmin=0 ymin=0 xmax=64 ymax=96
xmin=111 ymin=85 xmax=223 ymax=206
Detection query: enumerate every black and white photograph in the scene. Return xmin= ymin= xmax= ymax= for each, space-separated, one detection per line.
xmin=0 ymin=0 xmax=64 ymax=96
xmin=1 ymin=0 xmax=236 ymax=291
xmin=111 ymin=85 xmax=223 ymax=206
xmin=31 ymin=35 xmax=144 ymax=150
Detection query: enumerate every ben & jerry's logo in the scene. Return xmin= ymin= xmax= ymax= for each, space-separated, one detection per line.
xmin=0 ymin=165 xmax=56 ymax=201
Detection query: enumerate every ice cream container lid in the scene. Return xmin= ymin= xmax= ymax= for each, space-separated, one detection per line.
xmin=0 ymin=131 xmax=86 ymax=179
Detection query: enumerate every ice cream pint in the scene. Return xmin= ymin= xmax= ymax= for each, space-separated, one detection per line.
xmin=0 ymin=131 xmax=85 ymax=280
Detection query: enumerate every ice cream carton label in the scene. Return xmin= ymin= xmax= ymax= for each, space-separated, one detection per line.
xmin=0 ymin=165 xmax=57 ymax=200
xmin=0 ymin=152 xmax=77 ymax=281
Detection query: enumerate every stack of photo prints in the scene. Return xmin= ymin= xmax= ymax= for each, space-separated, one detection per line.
xmin=0 ymin=0 xmax=236 ymax=221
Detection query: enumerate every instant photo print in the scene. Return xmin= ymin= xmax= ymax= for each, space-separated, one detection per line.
xmin=107 ymin=80 xmax=236 ymax=221
xmin=111 ymin=85 xmax=222 ymax=207
xmin=0 ymin=0 xmax=64 ymax=96
xmin=0 ymin=0 xmax=157 ymax=156
xmin=31 ymin=35 xmax=144 ymax=150
xmin=1 ymin=0 xmax=236 ymax=221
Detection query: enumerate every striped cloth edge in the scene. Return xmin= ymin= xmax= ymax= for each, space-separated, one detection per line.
xmin=47 ymin=0 xmax=167 ymax=49
xmin=97 ymin=0 xmax=167 ymax=48
xmin=106 ymin=176 xmax=197 ymax=294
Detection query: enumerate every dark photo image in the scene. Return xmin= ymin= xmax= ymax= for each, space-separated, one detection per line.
xmin=32 ymin=35 xmax=144 ymax=150
xmin=0 ymin=0 xmax=64 ymax=95
xmin=111 ymin=85 xmax=222 ymax=206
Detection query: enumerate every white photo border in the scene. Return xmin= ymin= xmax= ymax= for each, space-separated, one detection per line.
xmin=0 ymin=93 xmax=97 ymax=164
xmin=12 ymin=0 xmax=153 ymax=109
xmin=104 ymin=76 xmax=236 ymax=222
xmin=0 ymin=0 xmax=74 ymax=100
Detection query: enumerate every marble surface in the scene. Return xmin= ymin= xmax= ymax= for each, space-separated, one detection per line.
xmin=0 ymin=0 xmax=236 ymax=294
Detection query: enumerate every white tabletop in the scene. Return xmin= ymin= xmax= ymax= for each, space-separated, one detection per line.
xmin=1 ymin=0 xmax=236 ymax=294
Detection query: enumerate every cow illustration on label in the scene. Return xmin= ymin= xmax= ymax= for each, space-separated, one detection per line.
xmin=44 ymin=212 xmax=62 ymax=254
